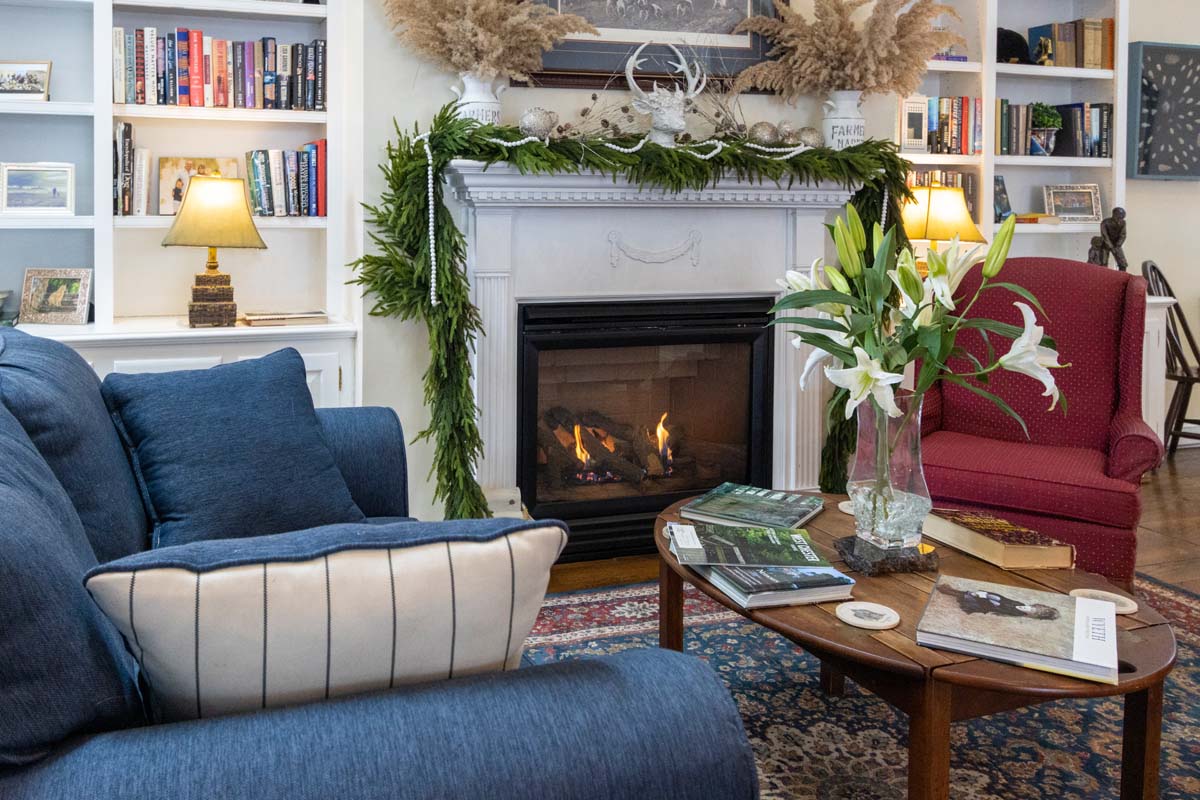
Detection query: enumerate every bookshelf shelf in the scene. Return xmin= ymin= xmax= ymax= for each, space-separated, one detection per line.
xmin=994 ymin=156 xmax=1114 ymax=168
xmin=927 ymin=59 xmax=983 ymax=74
xmin=112 ymin=0 xmax=328 ymax=21
xmin=995 ymin=64 xmax=1115 ymax=81
xmin=0 ymin=216 xmax=96 ymax=230
xmin=113 ymin=104 xmax=328 ymax=124
xmin=16 ymin=316 xmax=357 ymax=345
xmin=114 ymin=215 xmax=328 ymax=229
xmin=903 ymin=153 xmax=983 ymax=166
xmin=0 ymin=101 xmax=95 ymax=117
xmin=0 ymin=0 xmax=93 ymax=8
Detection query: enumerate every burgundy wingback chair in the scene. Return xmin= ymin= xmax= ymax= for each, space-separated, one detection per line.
xmin=920 ymin=258 xmax=1164 ymax=588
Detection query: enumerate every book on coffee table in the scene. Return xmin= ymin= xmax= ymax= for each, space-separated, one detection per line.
xmin=666 ymin=521 xmax=833 ymax=569
xmin=916 ymin=575 xmax=1118 ymax=685
xmin=922 ymin=510 xmax=1075 ymax=570
xmin=695 ymin=564 xmax=855 ymax=609
xmin=680 ymin=483 xmax=824 ymax=529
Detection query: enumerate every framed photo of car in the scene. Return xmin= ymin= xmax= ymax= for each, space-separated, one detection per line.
xmin=1042 ymin=184 xmax=1102 ymax=223
xmin=1 ymin=162 xmax=75 ymax=216
xmin=528 ymin=0 xmax=774 ymax=88
xmin=18 ymin=268 xmax=92 ymax=326
xmin=898 ymin=96 xmax=929 ymax=154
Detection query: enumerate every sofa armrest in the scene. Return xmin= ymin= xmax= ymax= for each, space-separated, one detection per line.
xmin=316 ymin=407 xmax=408 ymax=518
xmin=3 ymin=649 xmax=758 ymax=800
xmin=1107 ymin=412 xmax=1164 ymax=483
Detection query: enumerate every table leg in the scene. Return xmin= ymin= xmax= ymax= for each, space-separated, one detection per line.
xmin=820 ymin=662 xmax=845 ymax=697
xmin=907 ymin=680 xmax=952 ymax=800
xmin=1121 ymin=680 xmax=1165 ymax=800
xmin=658 ymin=558 xmax=684 ymax=651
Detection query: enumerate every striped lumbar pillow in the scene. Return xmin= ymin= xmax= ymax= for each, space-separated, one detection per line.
xmin=85 ymin=519 xmax=567 ymax=721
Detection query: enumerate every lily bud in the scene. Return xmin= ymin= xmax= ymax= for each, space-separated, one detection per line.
xmin=983 ymin=215 xmax=1016 ymax=278
xmin=834 ymin=217 xmax=863 ymax=278
xmin=824 ymin=266 xmax=851 ymax=294
xmin=845 ymin=203 xmax=867 ymax=252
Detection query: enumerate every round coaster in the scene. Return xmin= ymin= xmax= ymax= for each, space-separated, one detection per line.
xmin=835 ymin=601 xmax=900 ymax=630
xmin=1069 ymin=588 xmax=1138 ymax=615
xmin=837 ymin=500 xmax=854 ymax=515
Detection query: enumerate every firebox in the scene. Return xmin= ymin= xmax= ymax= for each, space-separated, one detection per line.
xmin=517 ymin=298 xmax=774 ymax=561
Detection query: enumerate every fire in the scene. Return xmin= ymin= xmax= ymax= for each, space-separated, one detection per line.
xmin=656 ymin=412 xmax=673 ymax=464
xmin=573 ymin=424 xmax=590 ymax=466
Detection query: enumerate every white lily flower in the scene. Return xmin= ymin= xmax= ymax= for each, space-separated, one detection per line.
xmin=776 ymin=259 xmax=847 ymax=317
xmin=927 ymin=236 xmax=985 ymax=311
xmin=792 ymin=322 xmax=851 ymax=389
xmin=999 ymin=302 xmax=1064 ymax=410
xmin=825 ymin=347 xmax=906 ymax=419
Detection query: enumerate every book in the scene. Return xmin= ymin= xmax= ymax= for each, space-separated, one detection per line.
xmin=304 ymin=43 xmax=316 ymax=109
xmin=298 ymin=148 xmax=311 ymax=215
xmin=134 ymin=29 xmax=145 ymax=104
xmin=922 ymin=510 xmax=1075 ymax=569
xmin=253 ymin=40 xmax=265 ymax=110
xmin=245 ymin=41 xmax=257 ymax=109
xmin=145 ymin=27 xmax=158 ymax=106
xmin=188 ymin=30 xmax=204 ymax=106
xmin=175 ymin=29 xmax=190 ymax=106
xmin=284 ymin=149 xmax=300 ymax=216
xmin=303 ymin=142 xmax=318 ymax=216
xmin=313 ymin=39 xmax=326 ymax=112
xmin=267 ymin=149 xmax=286 ymax=216
xmin=1102 ymin=19 xmax=1115 ymax=70
xmin=112 ymin=28 xmax=126 ymax=105
xmin=308 ymin=138 xmax=326 ymax=215
xmin=202 ymin=36 xmax=214 ymax=107
xmin=917 ymin=575 xmax=1118 ymax=685
xmin=666 ymin=522 xmax=834 ymax=569
xmin=132 ymin=148 xmax=151 ymax=216
xmin=262 ymin=38 xmax=277 ymax=109
xmin=125 ymin=31 xmax=136 ymax=105
xmin=245 ymin=150 xmax=265 ymax=216
xmin=278 ymin=44 xmax=291 ymax=110
xmin=213 ymin=40 xmax=228 ymax=107
xmin=680 ymin=483 xmax=825 ymax=530
xmin=166 ymin=33 xmax=177 ymax=104
xmin=233 ymin=41 xmax=245 ymax=108
xmin=293 ymin=44 xmax=307 ymax=109
xmin=155 ymin=35 xmax=165 ymax=105
xmin=243 ymin=310 xmax=328 ymax=326
xmin=225 ymin=39 xmax=234 ymax=108
xmin=696 ymin=564 xmax=855 ymax=610
xmin=119 ymin=123 xmax=133 ymax=216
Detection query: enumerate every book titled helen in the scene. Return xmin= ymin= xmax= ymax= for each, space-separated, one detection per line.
xmin=922 ymin=510 xmax=1075 ymax=570
xmin=680 ymin=483 xmax=824 ymax=529
xmin=917 ymin=575 xmax=1118 ymax=685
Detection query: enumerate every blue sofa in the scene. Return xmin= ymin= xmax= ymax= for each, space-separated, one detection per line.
xmin=0 ymin=330 xmax=758 ymax=800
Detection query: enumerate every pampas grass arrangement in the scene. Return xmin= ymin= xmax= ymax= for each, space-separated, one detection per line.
xmin=733 ymin=0 xmax=965 ymax=102
xmin=382 ymin=0 xmax=597 ymax=82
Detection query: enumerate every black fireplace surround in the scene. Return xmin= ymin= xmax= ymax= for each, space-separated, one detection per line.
xmin=517 ymin=297 xmax=774 ymax=561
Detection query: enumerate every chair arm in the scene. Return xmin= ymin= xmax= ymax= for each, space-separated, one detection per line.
xmin=920 ymin=382 xmax=944 ymax=435
xmin=3 ymin=650 xmax=758 ymax=800
xmin=316 ymin=407 xmax=408 ymax=518
xmin=1107 ymin=412 xmax=1164 ymax=483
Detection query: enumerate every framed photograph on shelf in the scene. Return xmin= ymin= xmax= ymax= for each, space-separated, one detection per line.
xmin=158 ymin=157 xmax=240 ymax=215
xmin=898 ymin=96 xmax=929 ymax=154
xmin=994 ymin=175 xmax=1013 ymax=223
xmin=18 ymin=268 xmax=92 ymax=326
xmin=528 ymin=0 xmax=774 ymax=88
xmin=0 ymin=61 xmax=52 ymax=102
xmin=0 ymin=163 xmax=75 ymax=216
xmin=1042 ymin=184 xmax=1101 ymax=223
xmin=1129 ymin=42 xmax=1200 ymax=181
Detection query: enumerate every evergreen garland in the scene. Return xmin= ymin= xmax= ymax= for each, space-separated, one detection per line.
xmin=352 ymin=104 xmax=910 ymax=518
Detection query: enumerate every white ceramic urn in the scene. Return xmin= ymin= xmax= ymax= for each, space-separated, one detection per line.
xmin=822 ymin=90 xmax=866 ymax=150
xmin=451 ymin=72 xmax=506 ymax=126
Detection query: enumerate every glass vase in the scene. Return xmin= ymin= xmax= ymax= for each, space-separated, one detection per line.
xmin=847 ymin=392 xmax=931 ymax=550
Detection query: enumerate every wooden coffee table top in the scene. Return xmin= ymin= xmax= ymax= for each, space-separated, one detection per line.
xmin=656 ymin=494 xmax=1176 ymax=699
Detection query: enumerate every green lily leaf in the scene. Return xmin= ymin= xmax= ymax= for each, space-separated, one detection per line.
xmin=984 ymin=282 xmax=1049 ymax=317
xmin=776 ymin=316 xmax=850 ymax=333
xmin=942 ymin=374 xmax=1030 ymax=437
xmin=772 ymin=289 xmax=861 ymax=313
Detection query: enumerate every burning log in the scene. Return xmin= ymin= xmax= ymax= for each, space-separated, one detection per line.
xmin=573 ymin=423 xmax=644 ymax=483
xmin=536 ymin=424 xmax=576 ymax=489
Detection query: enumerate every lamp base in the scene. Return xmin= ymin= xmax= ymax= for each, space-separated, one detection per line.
xmin=188 ymin=271 xmax=236 ymax=328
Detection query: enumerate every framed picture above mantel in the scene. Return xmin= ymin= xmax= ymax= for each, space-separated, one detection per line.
xmin=525 ymin=0 xmax=773 ymax=88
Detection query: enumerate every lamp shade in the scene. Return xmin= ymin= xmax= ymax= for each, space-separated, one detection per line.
xmin=901 ymin=185 xmax=985 ymax=243
xmin=162 ymin=176 xmax=266 ymax=249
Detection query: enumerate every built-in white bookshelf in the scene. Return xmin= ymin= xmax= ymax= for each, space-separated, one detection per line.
xmin=893 ymin=0 xmax=1129 ymax=259
xmin=0 ymin=0 xmax=365 ymax=405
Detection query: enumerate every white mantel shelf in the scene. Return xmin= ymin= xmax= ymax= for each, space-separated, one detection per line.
xmin=446 ymin=161 xmax=852 ymax=496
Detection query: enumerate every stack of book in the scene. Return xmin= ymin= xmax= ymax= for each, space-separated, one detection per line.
xmin=907 ymin=169 xmax=978 ymax=220
xmin=243 ymin=310 xmax=328 ymax=327
xmin=112 ymin=121 xmax=150 ymax=216
xmin=1026 ymin=19 xmax=1115 ymax=70
xmin=925 ymin=96 xmax=983 ymax=156
xmin=994 ymin=100 xmax=1114 ymax=158
xmin=667 ymin=483 xmax=854 ymax=609
xmin=244 ymin=142 xmax=327 ymax=218
xmin=112 ymin=27 xmax=327 ymax=111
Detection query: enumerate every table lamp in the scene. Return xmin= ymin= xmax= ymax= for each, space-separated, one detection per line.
xmin=162 ymin=175 xmax=266 ymax=328
xmin=901 ymin=183 xmax=985 ymax=274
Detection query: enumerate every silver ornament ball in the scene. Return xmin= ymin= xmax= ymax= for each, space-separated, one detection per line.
xmin=798 ymin=126 xmax=824 ymax=148
xmin=519 ymin=107 xmax=558 ymax=140
xmin=747 ymin=121 xmax=780 ymax=146
xmin=777 ymin=121 xmax=802 ymax=146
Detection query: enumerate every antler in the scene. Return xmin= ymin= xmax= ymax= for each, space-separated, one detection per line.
xmin=625 ymin=42 xmax=650 ymax=102
xmin=664 ymin=43 xmax=706 ymax=98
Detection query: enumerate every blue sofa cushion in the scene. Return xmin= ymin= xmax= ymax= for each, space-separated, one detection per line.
xmin=0 ymin=330 xmax=148 ymax=562
xmin=101 ymin=348 xmax=365 ymax=548
xmin=85 ymin=519 xmax=568 ymax=721
xmin=0 ymin=403 xmax=143 ymax=766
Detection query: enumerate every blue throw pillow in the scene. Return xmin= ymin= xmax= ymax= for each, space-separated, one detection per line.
xmin=0 ymin=403 xmax=143 ymax=765
xmin=0 ymin=329 xmax=149 ymax=562
xmin=101 ymin=348 xmax=365 ymax=548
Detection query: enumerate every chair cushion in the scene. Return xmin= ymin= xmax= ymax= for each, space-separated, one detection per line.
xmin=0 ymin=329 xmax=148 ymax=562
xmin=0 ymin=403 xmax=143 ymax=765
xmin=101 ymin=348 xmax=365 ymax=549
xmin=84 ymin=518 xmax=568 ymax=722
xmin=923 ymin=431 xmax=1140 ymax=528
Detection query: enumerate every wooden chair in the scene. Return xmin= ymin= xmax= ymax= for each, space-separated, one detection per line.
xmin=1142 ymin=260 xmax=1200 ymax=455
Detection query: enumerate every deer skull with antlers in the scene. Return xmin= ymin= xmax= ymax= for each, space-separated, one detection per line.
xmin=624 ymin=42 xmax=706 ymax=148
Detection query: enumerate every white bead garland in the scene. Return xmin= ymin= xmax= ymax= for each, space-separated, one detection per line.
xmin=599 ymin=137 xmax=649 ymax=154
xmin=415 ymin=132 xmax=439 ymax=307
xmin=680 ymin=139 xmax=725 ymax=160
xmin=741 ymin=141 xmax=814 ymax=160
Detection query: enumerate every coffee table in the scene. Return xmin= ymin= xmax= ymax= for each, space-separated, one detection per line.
xmin=655 ymin=495 xmax=1176 ymax=800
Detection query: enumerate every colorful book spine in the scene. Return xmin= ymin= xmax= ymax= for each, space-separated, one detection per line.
xmin=298 ymin=148 xmax=311 ymax=215
xmin=304 ymin=44 xmax=316 ymax=110
xmin=166 ymin=34 xmax=176 ymax=104
xmin=155 ymin=36 xmax=166 ymax=105
xmin=188 ymin=30 xmax=204 ymax=106
xmin=262 ymin=38 xmax=277 ymax=109
xmin=267 ymin=149 xmax=286 ymax=216
xmin=225 ymin=40 xmax=234 ymax=108
xmin=145 ymin=27 xmax=158 ymax=105
xmin=203 ymin=36 xmax=214 ymax=107
xmin=244 ymin=41 xmax=256 ymax=109
xmin=313 ymin=39 xmax=326 ymax=112
xmin=213 ymin=39 xmax=227 ymax=107
xmin=304 ymin=143 xmax=318 ymax=216
xmin=278 ymin=44 xmax=291 ymax=110
xmin=125 ymin=31 xmax=136 ymax=105
xmin=175 ymin=29 xmax=190 ymax=106
xmin=134 ymin=29 xmax=146 ymax=104
xmin=112 ymin=28 xmax=126 ymax=105
xmin=284 ymin=149 xmax=300 ymax=215
xmin=233 ymin=41 xmax=245 ymax=108
xmin=253 ymin=40 xmax=265 ymax=110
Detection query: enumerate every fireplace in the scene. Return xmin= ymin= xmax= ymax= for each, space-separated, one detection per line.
xmin=518 ymin=298 xmax=774 ymax=560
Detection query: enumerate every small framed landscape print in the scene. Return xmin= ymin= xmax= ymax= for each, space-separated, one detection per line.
xmin=1 ymin=163 xmax=75 ymax=215
xmin=1043 ymin=184 xmax=1101 ymax=223
xmin=1129 ymin=42 xmax=1200 ymax=180
xmin=18 ymin=268 xmax=92 ymax=326
xmin=0 ymin=61 xmax=52 ymax=102
xmin=899 ymin=96 xmax=929 ymax=153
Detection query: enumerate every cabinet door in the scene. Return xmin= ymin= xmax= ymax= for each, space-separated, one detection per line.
xmin=298 ymin=351 xmax=342 ymax=408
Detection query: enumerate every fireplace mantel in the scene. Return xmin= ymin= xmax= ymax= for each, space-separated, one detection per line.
xmin=445 ymin=159 xmax=854 ymax=504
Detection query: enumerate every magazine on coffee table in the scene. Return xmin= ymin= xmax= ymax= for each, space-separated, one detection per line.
xmin=666 ymin=522 xmax=832 ymax=569
xmin=695 ymin=564 xmax=855 ymax=609
xmin=679 ymin=483 xmax=824 ymax=529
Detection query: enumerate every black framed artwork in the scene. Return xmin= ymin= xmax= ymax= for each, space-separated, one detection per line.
xmin=1129 ymin=41 xmax=1200 ymax=181
xmin=527 ymin=0 xmax=774 ymax=89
